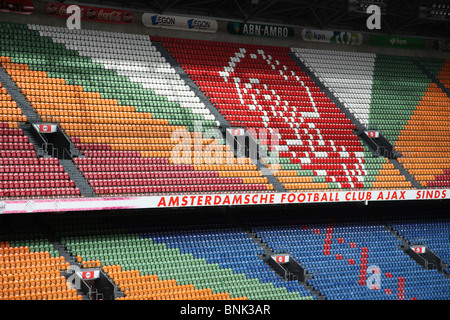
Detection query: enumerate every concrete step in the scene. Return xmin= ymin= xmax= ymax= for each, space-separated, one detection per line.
xmin=59 ymin=159 xmax=95 ymax=198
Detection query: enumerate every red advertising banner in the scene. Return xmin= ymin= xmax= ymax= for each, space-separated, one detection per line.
xmin=0 ymin=0 xmax=34 ymax=14
xmin=45 ymin=2 xmax=133 ymax=24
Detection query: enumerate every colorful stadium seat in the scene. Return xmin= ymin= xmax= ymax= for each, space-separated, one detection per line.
xmin=0 ymin=224 xmax=80 ymax=300
xmin=248 ymin=213 xmax=450 ymax=300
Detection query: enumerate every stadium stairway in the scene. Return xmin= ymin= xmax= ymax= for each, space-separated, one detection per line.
xmin=49 ymin=241 xmax=90 ymax=300
xmin=1 ymin=61 xmax=92 ymax=197
xmin=0 ymin=79 xmax=81 ymax=199
xmin=388 ymin=159 xmax=422 ymax=189
xmin=437 ymin=59 xmax=450 ymax=91
xmin=17 ymin=120 xmax=84 ymax=161
xmin=291 ymin=50 xmax=422 ymax=189
xmin=379 ymin=219 xmax=447 ymax=274
xmin=256 ymin=161 xmax=286 ymax=192
xmin=0 ymin=93 xmax=96 ymax=199
xmin=19 ymin=124 xmax=95 ymax=197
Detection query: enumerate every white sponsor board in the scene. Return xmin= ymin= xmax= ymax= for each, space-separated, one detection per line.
xmin=0 ymin=189 xmax=448 ymax=214
xmin=142 ymin=13 xmax=218 ymax=33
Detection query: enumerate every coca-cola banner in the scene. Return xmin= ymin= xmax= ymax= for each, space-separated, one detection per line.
xmin=45 ymin=2 xmax=133 ymax=24
xmin=0 ymin=0 xmax=34 ymax=14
